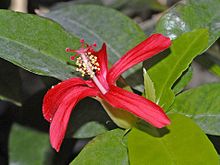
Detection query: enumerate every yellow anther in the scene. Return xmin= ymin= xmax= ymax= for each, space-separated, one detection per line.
xmin=75 ymin=53 xmax=100 ymax=77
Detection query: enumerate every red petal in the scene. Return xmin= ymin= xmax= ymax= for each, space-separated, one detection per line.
xmin=49 ymin=86 xmax=98 ymax=152
xmin=100 ymin=85 xmax=170 ymax=128
xmin=96 ymin=43 xmax=108 ymax=78
xmin=107 ymin=34 xmax=171 ymax=84
xmin=43 ymin=78 xmax=90 ymax=122
xmin=95 ymin=43 xmax=109 ymax=89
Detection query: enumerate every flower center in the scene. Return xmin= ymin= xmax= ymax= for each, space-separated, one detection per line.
xmin=66 ymin=39 xmax=108 ymax=95
xmin=75 ymin=52 xmax=100 ymax=78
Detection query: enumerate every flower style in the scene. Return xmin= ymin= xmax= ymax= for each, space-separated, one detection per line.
xmin=43 ymin=34 xmax=171 ymax=152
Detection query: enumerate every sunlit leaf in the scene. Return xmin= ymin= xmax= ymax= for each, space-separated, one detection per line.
xmin=147 ymin=29 xmax=208 ymax=110
xmin=128 ymin=114 xmax=219 ymax=164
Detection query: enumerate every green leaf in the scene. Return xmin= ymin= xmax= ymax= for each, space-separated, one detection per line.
xmin=0 ymin=59 xmax=22 ymax=106
xmin=156 ymin=0 xmax=220 ymax=46
xmin=44 ymin=4 xmax=146 ymax=90
xmin=143 ymin=68 xmax=156 ymax=102
xmin=170 ymin=83 xmax=220 ymax=136
xmin=9 ymin=124 xmax=49 ymax=165
xmin=147 ymin=29 xmax=208 ymax=110
xmin=172 ymin=66 xmax=193 ymax=95
xmin=71 ymin=129 xmax=129 ymax=165
xmin=73 ymin=121 xmax=107 ymax=138
xmin=128 ymin=114 xmax=219 ymax=165
xmin=0 ymin=10 xmax=80 ymax=80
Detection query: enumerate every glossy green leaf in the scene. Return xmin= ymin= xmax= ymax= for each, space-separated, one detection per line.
xmin=0 ymin=10 xmax=80 ymax=80
xmin=9 ymin=124 xmax=49 ymax=165
xmin=73 ymin=121 xmax=107 ymax=139
xmin=128 ymin=114 xmax=219 ymax=165
xmin=147 ymin=29 xmax=208 ymax=110
xmin=0 ymin=59 xmax=21 ymax=105
xmin=156 ymin=0 xmax=220 ymax=45
xmin=172 ymin=66 xmax=193 ymax=94
xmin=71 ymin=129 xmax=129 ymax=165
xmin=170 ymin=83 xmax=220 ymax=136
xmin=44 ymin=4 xmax=146 ymax=90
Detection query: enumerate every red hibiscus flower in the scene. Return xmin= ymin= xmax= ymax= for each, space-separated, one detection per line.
xmin=43 ymin=34 xmax=171 ymax=152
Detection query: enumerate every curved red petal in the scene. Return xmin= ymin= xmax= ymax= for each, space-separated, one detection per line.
xmin=107 ymin=34 xmax=171 ymax=84
xmin=43 ymin=78 xmax=90 ymax=122
xmin=49 ymin=86 xmax=98 ymax=152
xmin=96 ymin=43 xmax=108 ymax=78
xmin=100 ymin=85 xmax=170 ymax=128
xmin=95 ymin=43 xmax=109 ymax=89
